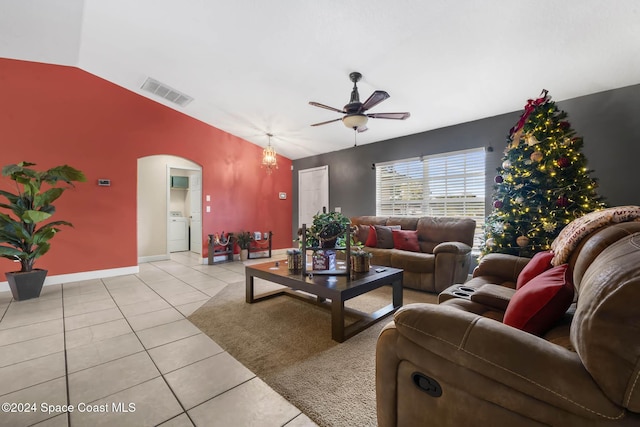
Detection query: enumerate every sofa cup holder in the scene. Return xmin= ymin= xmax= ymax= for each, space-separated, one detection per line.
xmin=451 ymin=285 xmax=476 ymax=300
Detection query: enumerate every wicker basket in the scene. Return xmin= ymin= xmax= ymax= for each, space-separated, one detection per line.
xmin=287 ymin=253 xmax=303 ymax=271
xmin=351 ymin=256 xmax=370 ymax=273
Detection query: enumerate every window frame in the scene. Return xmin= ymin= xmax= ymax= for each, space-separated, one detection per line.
xmin=375 ymin=147 xmax=486 ymax=251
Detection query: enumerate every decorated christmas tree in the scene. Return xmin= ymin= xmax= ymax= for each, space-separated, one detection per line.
xmin=481 ymin=90 xmax=606 ymax=257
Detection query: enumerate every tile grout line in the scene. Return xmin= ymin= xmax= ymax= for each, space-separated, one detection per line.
xmin=61 ymin=281 xmax=72 ymax=427
xmin=141 ymin=261 xmax=218 ymax=297
xmin=104 ymin=271 xmax=198 ymax=426
xmin=0 ymin=297 xmax=10 ymax=323
xmin=138 ymin=256 xmax=255 ymax=425
xmin=0 ymin=255 xmax=285 ymax=426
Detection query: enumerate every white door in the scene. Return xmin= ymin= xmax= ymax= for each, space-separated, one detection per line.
xmin=298 ymin=165 xmax=329 ymax=229
xmin=189 ymin=172 xmax=202 ymax=254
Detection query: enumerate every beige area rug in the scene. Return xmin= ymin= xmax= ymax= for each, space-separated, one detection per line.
xmin=188 ymin=280 xmax=438 ymax=427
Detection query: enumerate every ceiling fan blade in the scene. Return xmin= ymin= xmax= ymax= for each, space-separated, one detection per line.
xmin=367 ymin=112 xmax=411 ymax=120
xmin=360 ymin=90 xmax=390 ymax=112
xmin=309 ymin=101 xmax=345 ymax=113
xmin=357 ymin=125 xmax=368 ymax=133
xmin=310 ymin=118 xmax=342 ymax=127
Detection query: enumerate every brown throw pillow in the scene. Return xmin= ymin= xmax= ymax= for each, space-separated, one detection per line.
xmin=355 ymin=224 xmax=370 ymax=245
xmin=375 ymin=225 xmax=401 ymax=249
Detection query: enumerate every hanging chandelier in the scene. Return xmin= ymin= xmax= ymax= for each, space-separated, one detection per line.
xmin=262 ymin=133 xmax=278 ymax=174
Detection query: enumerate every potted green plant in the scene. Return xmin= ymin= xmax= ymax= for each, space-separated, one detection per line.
xmin=235 ymin=231 xmax=253 ymax=261
xmin=304 ymin=211 xmax=351 ymax=248
xmin=0 ymin=162 xmax=86 ymax=300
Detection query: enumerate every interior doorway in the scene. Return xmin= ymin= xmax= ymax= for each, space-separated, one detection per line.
xmin=137 ymin=155 xmax=203 ymax=263
xmin=298 ymin=165 xmax=329 ymax=229
xmin=168 ymin=166 xmax=202 ymax=255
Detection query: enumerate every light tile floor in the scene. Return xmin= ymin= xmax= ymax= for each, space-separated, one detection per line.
xmin=0 ymin=252 xmax=317 ymax=427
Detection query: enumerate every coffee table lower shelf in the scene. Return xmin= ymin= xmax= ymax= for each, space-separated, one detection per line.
xmin=245 ymin=262 xmax=403 ymax=342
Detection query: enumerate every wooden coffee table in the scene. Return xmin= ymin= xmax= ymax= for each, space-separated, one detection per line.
xmin=245 ymin=261 xmax=403 ymax=342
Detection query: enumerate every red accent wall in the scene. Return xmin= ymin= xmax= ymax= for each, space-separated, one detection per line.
xmin=0 ymin=58 xmax=292 ymax=276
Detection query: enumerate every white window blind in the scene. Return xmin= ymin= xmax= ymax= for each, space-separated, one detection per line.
xmin=375 ymin=148 xmax=486 ymax=250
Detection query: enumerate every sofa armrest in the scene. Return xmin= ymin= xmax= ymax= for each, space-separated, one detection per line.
xmin=473 ymin=252 xmax=530 ymax=282
xmin=386 ymin=303 xmax=624 ymax=422
xmin=469 ymin=283 xmax=516 ymax=311
xmin=433 ymin=241 xmax=471 ymax=255
xmin=432 ymin=242 xmax=472 ymax=293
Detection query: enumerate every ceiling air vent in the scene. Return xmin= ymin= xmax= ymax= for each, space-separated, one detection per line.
xmin=140 ymin=77 xmax=193 ymax=107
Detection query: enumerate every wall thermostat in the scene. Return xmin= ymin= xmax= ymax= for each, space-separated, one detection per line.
xmin=98 ymin=179 xmax=111 ymax=186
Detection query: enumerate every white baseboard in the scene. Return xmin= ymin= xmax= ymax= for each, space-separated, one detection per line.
xmin=0 ymin=266 xmax=139 ymax=293
xmin=138 ymin=254 xmax=170 ymax=263
xmin=272 ymin=249 xmax=288 ymax=257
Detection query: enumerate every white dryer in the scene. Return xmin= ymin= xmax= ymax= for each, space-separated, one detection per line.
xmin=168 ymin=211 xmax=189 ymax=252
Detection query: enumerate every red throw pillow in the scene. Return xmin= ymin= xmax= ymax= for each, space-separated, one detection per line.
xmin=503 ymin=264 xmax=574 ymax=336
xmin=516 ymin=250 xmax=555 ymax=290
xmin=365 ymin=225 xmax=378 ymax=247
xmin=392 ymin=229 xmax=420 ymax=252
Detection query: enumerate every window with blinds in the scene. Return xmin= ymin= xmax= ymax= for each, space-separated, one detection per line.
xmin=375 ymin=148 xmax=486 ymax=250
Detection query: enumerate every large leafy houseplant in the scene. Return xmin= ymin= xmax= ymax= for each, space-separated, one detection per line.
xmin=0 ymin=162 xmax=86 ymax=299
xmin=301 ymin=211 xmax=351 ymax=248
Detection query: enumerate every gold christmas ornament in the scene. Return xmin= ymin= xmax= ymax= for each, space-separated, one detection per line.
xmin=485 ymin=238 xmax=495 ymax=247
xmin=526 ymin=134 xmax=540 ymax=146
xmin=516 ymin=235 xmax=530 ymax=247
xmin=511 ymin=128 xmax=523 ymax=144
xmin=530 ymin=150 xmax=544 ymax=162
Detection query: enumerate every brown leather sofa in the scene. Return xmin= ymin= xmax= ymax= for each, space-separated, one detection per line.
xmin=351 ymin=216 xmax=476 ymax=293
xmin=376 ymin=220 xmax=640 ymax=426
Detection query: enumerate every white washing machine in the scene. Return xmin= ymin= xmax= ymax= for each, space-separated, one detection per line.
xmin=168 ymin=211 xmax=189 ymax=252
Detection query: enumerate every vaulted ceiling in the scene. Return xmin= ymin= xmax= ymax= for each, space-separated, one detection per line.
xmin=2 ymin=1 xmax=639 ymax=159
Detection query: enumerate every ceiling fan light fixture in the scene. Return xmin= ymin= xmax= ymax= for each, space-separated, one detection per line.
xmin=342 ymin=114 xmax=368 ymax=129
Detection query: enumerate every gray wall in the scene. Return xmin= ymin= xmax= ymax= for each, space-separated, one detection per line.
xmin=292 ymin=84 xmax=640 ymax=236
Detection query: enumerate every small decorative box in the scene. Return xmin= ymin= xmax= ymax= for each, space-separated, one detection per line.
xmin=313 ymin=250 xmax=336 ymax=271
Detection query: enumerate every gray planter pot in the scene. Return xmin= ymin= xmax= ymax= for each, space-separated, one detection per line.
xmin=5 ymin=269 xmax=48 ymax=301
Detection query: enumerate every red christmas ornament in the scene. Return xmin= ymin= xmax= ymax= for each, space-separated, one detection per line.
xmin=495 ymin=175 xmax=503 ymax=183
xmin=556 ymin=196 xmax=569 ymax=207
xmin=493 ymin=200 xmax=504 ymax=209
xmin=557 ymin=157 xmax=570 ymax=168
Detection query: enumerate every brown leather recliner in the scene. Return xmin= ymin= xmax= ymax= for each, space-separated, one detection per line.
xmin=376 ymin=221 xmax=640 ymax=426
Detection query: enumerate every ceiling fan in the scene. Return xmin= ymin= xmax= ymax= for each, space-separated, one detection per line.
xmin=309 ymin=71 xmax=410 ymax=133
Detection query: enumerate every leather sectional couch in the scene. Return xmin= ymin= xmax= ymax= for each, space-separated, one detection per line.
xmin=376 ymin=214 xmax=640 ymax=426
xmin=351 ymin=216 xmax=476 ymax=293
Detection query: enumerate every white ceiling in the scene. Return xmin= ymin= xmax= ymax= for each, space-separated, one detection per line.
xmin=2 ymin=1 xmax=640 ymax=160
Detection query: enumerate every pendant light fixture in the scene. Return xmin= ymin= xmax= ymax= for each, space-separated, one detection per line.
xmin=262 ymin=133 xmax=278 ymax=174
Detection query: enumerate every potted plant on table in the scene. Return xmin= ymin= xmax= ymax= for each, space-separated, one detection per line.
xmin=302 ymin=211 xmax=351 ymax=248
xmin=350 ymin=248 xmax=373 ymax=273
xmin=235 ymin=231 xmax=253 ymax=261
xmin=0 ymin=162 xmax=86 ymax=301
